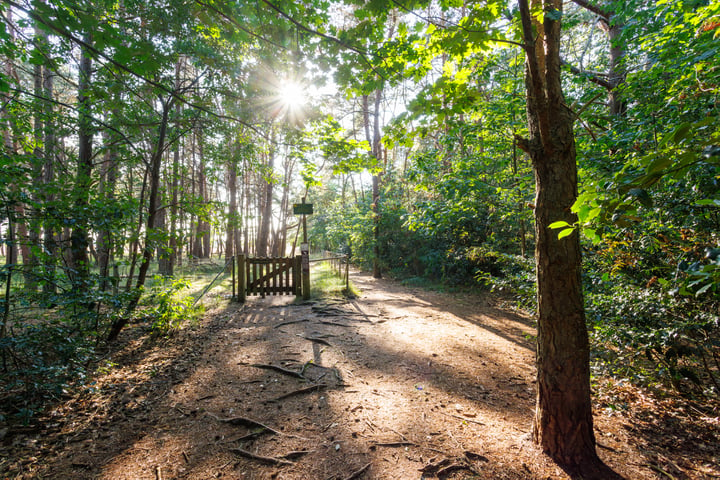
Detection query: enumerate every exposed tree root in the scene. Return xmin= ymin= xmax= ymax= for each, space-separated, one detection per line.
xmin=340 ymin=462 xmax=371 ymax=480
xmin=319 ymin=321 xmax=353 ymax=327
xmin=370 ymin=440 xmax=416 ymax=448
xmin=280 ymin=450 xmax=312 ymax=460
xmin=243 ymin=362 xmax=306 ymax=379
xmin=205 ymin=413 xmax=282 ymax=436
xmin=420 ymin=458 xmax=452 ymax=473
xmin=464 ymin=451 xmax=490 ymax=462
xmin=229 ymin=447 xmax=294 ymax=465
xmin=274 ymin=319 xmax=310 ymax=328
xmin=437 ymin=463 xmax=478 ymax=478
xmin=302 ymin=336 xmax=332 ymax=346
xmin=267 ymin=384 xmax=328 ymax=403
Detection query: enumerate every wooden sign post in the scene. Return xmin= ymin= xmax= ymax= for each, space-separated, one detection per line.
xmin=293 ymin=203 xmax=313 ymax=299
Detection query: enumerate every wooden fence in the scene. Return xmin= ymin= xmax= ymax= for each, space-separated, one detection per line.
xmin=234 ymin=255 xmax=302 ymax=302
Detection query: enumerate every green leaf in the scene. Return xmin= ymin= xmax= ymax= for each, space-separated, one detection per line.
xmin=583 ymin=228 xmax=601 ymax=244
xmin=672 ymin=122 xmax=693 ymax=143
xmin=646 ymin=155 xmax=673 ymax=175
xmin=695 ymin=282 xmax=713 ymax=296
xmin=549 ymin=220 xmax=571 ymax=229
xmin=558 ymin=228 xmax=575 ymax=239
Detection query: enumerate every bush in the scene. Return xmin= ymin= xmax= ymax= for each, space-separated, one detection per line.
xmin=587 ymin=280 xmax=720 ymax=398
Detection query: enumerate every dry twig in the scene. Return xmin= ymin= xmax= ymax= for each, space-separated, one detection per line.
xmin=438 ymin=410 xmax=486 ymax=426
xmin=229 ymin=447 xmax=293 ymax=465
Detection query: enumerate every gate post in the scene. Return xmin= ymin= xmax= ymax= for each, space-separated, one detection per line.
xmin=238 ymin=254 xmax=246 ymax=303
xmin=301 ymin=245 xmax=311 ymax=300
xmin=293 ymin=255 xmax=302 ymax=296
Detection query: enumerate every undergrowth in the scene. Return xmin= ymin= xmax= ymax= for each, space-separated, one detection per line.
xmin=0 ymin=262 xmax=224 ymax=425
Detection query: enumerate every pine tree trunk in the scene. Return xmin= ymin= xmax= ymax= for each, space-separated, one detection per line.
xmin=225 ymin=155 xmax=238 ymax=270
xmin=109 ymin=99 xmax=172 ymax=341
xmin=41 ymin=62 xmax=57 ymax=296
xmin=98 ymin=128 xmax=118 ymax=291
xmin=517 ymin=0 xmax=619 ymax=476
xmin=257 ymin=141 xmax=275 ymax=258
xmin=70 ymin=33 xmax=94 ymax=291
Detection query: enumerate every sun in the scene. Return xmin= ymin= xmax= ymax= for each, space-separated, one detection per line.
xmin=278 ymin=80 xmax=306 ymax=111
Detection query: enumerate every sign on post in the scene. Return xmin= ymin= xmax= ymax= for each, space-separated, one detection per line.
xmin=293 ymin=203 xmax=313 ymax=215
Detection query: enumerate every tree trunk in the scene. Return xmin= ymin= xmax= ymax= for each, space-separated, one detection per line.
xmin=257 ymin=141 xmax=275 ymax=258
xmin=225 ymin=153 xmax=238 ymax=270
xmin=606 ymin=20 xmax=626 ymax=116
xmin=41 ymin=62 xmax=57 ymax=296
xmin=570 ymin=0 xmax=626 ymax=116
xmin=69 ymin=33 xmax=94 ymax=293
xmin=98 ymin=126 xmax=118 ymax=291
xmin=109 ymin=99 xmax=172 ymax=341
xmin=26 ymin=31 xmax=44 ymax=292
xmin=168 ymin=57 xmax=184 ymax=275
xmin=517 ymin=0 xmax=618 ymax=476
xmin=363 ymin=91 xmax=383 ymax=278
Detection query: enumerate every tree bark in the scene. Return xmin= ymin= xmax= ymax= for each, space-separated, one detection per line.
xmin=256 ymin=137 xmax=275 ymax=258
xmin=97 ymin=124 xmax=119 ymax=291
xmin=225 ymin=150 xmax=238 ymax=270
xmin=363 ymin=90 xmax=384 ymax=279
xmin=69 ymin=33 xmax=94 ymax=291
xmin=41 ymin=61 xmax=57 ymax=296
xmin=518 ymin=0 xmax=617 ymax=476
xmin=109 ymin=98 xmax=172 ymax=341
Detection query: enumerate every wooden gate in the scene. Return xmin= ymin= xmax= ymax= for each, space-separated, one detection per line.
xmin=235 ymin=255 xmax=302 ymax=302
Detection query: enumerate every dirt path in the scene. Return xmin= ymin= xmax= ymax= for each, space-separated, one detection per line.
xmin=3 ymin=271 xmax=716 ymax=479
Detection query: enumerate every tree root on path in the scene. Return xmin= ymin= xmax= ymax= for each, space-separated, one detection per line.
xmin=229 ymin=447 xmax=294 ymax=465
xmin=274 ymin=318 xmax=310 ymax=328
xmin=205 ymin=412 xmax=282 ymax=436
xmin=334 ymin=462 xmax=371 ymax=480
xmin=419 ymin=451 xmax=487 ymax=478
xmin=302 ymin=336 xmax=332 ymax=346
xmin=267 ymin=384 xmax=328 ymax=403
xmin=242 ymin=362 xmax=306 ymax=379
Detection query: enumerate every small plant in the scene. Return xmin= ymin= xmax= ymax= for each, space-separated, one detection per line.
xmin=148 ymin=279 xmax=204 ymax=335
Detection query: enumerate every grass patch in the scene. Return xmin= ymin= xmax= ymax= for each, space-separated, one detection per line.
xmin=310 ymin=262 xmax=359 ymax=299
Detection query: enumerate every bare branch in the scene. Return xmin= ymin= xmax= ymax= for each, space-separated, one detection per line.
xmin=569 ymin=0 xmax=610 ymax=20
xmin=561 ymin=59 xmax=614 ymax=90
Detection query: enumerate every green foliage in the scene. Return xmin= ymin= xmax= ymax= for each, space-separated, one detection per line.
xmin=587 ymin=279 xmax=720 ymax=397
xmin=145 ymin=277 xmax=203 ymax=335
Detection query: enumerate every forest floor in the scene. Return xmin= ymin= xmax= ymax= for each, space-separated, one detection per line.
xmin=2 ymin=270 xmax=719 ymax=479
